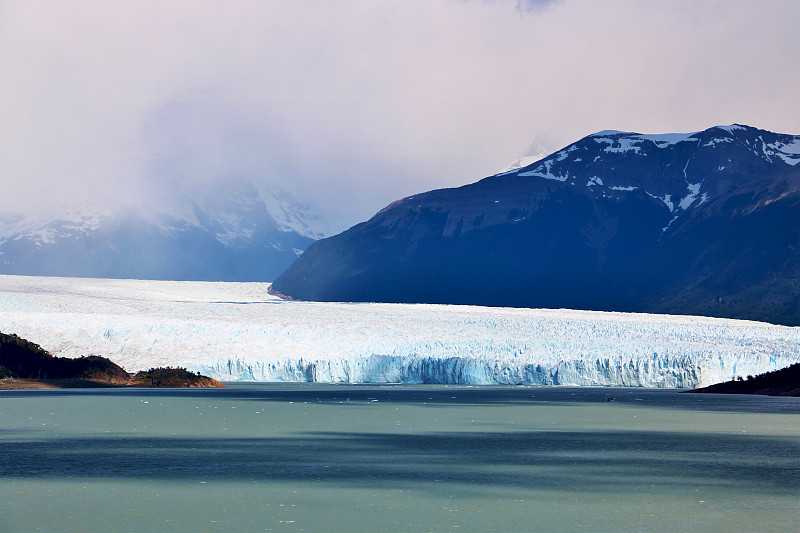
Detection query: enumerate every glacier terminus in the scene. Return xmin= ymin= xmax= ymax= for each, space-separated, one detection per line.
xmin=1 ymin=275 xmax=797 ymax=388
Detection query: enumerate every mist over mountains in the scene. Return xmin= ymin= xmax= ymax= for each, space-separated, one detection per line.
xmin=271 ymin=124 xmax=800 ymax=326
xmin=0 ymin=177 xmax=320 ymax=281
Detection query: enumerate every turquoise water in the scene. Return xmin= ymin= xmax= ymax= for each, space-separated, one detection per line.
xmin=2 ymin=384 xmax=799 ymax=532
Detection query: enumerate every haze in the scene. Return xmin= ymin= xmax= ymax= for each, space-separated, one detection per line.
xmin=1 ymin=0 xmax=798 ymax=232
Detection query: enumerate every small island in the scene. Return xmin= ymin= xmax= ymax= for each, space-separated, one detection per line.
xmin=689 ymin=363 xmax=800 ymax=397
xmin=0 ymin=331 xmax=223 ymax=389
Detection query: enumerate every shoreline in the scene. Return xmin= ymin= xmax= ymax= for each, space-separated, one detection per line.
xmin=0 ymin=377 xmax=223 ymax=390
xmin=0 ymin=378 xmax=126 ymax=390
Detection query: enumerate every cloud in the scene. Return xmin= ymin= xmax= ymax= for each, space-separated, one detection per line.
xmin=514 ymin=0 xmax=563 ymax=13
xmin=462 ymin=0 xmax=562 ymax=15
xmin=1 ymin=0 xmax=798 ymax=230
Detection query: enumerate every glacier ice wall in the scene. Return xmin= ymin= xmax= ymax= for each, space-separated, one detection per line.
xmin=1 ymin=275 xmax=797 ymax=387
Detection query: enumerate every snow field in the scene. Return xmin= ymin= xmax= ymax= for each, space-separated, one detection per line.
xmin=1 ymin=275 xmax=797 ymax=387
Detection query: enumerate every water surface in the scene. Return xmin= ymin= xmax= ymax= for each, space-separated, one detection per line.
xmin=2 ymin=384 xmax=799 ymax=532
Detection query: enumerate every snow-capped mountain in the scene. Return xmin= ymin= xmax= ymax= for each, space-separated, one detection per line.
xmin=495 ymin=135 xmax=554 ymax=174
xmin=271 ymin=124 xmax=800 ymax=326
xmin=0 ymin=177 xmax=320 ymax=281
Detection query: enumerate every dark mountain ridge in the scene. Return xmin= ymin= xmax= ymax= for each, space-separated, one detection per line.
xmin=271 ymin=125 xmax=800 ymax=325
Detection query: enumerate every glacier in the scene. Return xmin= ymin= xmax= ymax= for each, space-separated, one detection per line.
xmin=1 ymin=274 xmax=798 ymax=387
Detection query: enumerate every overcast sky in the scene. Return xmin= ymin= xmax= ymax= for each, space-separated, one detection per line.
xmin=2 ymin=0 xmax=799 ymax=231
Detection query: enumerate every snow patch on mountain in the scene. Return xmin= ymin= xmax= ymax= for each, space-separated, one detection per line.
xmin=495 ymin=155 xmax=546 ymax=175
xmin=0 ymin=176 xmax=322 ymax=280
xmin=678 ymin=182 xmax=703 ymax=210
xmin=646 ymin=192 xmax=674 ymax=212
xmin=661 ymin=215 xmax=679 ymax=234
xmin=496 ymin=125 xmax=800 ymax=227
xmin=593 ymin=136 xmax=644 ymax=154
xmin=590 ymin=131 xmax=700 ymax=153
xmin=591 ymin=132 xmax=700 ymax=155
xmin=590 ymin=130 xmax=627 ymax=136
xmin=518 ymin=159 xmax=569 ymax=181
xmin=703 ymin=137 xmax=734 ymax=148
xmin=260 ymin=187 xmax=329 ymax=239
xmin=0 ymin=180 xmax=323 ymax=248
xmin=638 ymin=132 xmax=700 ymax=147
xmin=495 ymin=135 xmax=555 ymax=175
xmin=716 ymin=124 xmax=748 ymax=134
xmin=0 ymin=208 xmax=108 ymax=247
xmin=765 ymin=138 xmax=800 ymax=165
xmin=210 ymin=212 xmax=257 ymax=247
xmin=556 ymin=146 xmax=578 ymax=161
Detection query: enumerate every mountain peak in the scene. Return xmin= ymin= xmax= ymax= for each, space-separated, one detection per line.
xmin=589 ymin=129 xmax=631 ymax=136
xmin=272 ymin=124 xmax=800 ymax=326
xmin=493 ymin=125 xmax=800 ymax=216
xmin=712 ymin=123 xmax=750 ymax=133
xmin=0 ymin=177 xmax=321 ymax=281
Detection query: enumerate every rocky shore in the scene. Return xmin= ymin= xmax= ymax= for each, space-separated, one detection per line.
xmin=1 ymin=331 xmax=224 ymax=389
xmin=689 ymin=363 xmax=800 ymax=396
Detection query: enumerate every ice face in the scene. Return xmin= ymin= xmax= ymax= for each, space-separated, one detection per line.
xmin=1 ymin=275 xmax=797 ymax=387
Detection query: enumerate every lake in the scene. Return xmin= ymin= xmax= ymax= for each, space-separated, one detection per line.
xmin=2 ymin=384 xmax=799 ymax=532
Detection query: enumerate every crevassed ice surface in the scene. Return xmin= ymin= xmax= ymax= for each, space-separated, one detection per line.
xmin=0 ymin=275 xmax=797 ymax=387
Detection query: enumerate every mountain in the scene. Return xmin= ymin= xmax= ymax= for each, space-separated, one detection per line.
xmin=0 ymin=177 xmax=319 ymax=281
xmin=270 ymin=124 xmax=800 ymax=326
xmin=495 ymin=135 xmax=554 ymax=174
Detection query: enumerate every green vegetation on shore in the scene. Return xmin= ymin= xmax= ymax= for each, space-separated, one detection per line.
xmin=130 ymin=367 xmax=223 ymax=388
xmin=0 ymin=331 xmax=223 ymax=388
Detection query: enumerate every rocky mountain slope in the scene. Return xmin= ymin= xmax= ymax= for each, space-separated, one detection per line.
xmin=271 ymin=125 xmax=800 ymax=325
